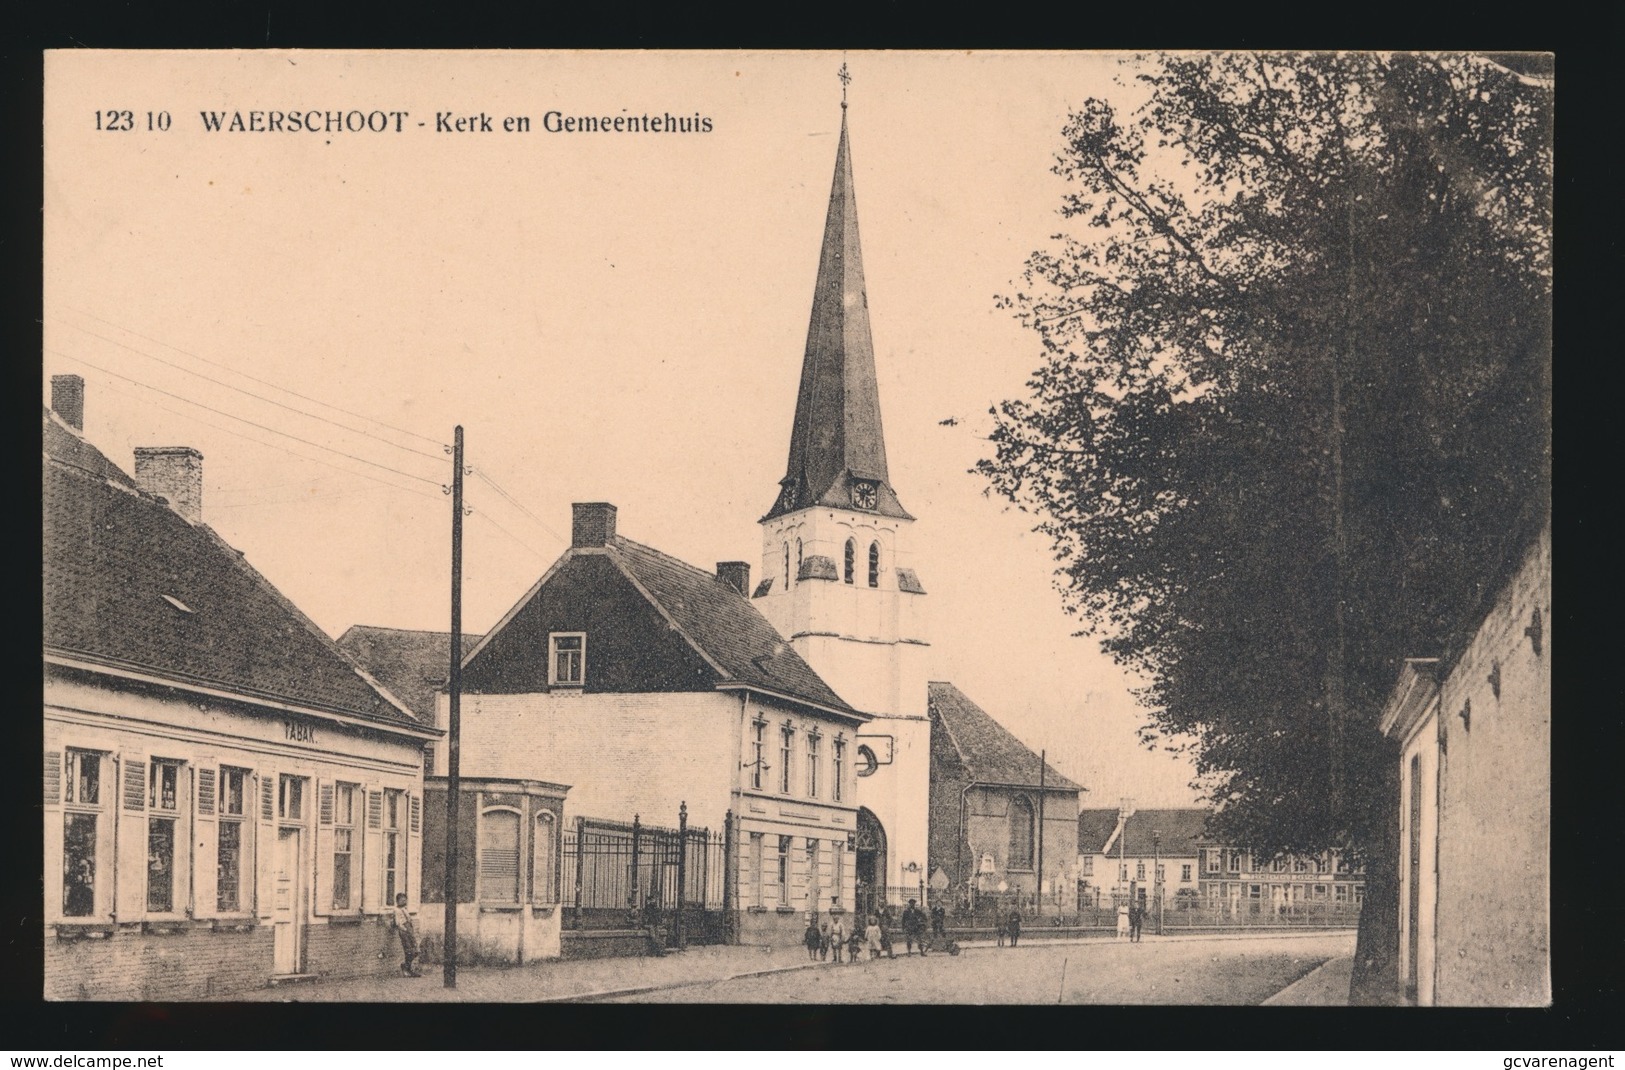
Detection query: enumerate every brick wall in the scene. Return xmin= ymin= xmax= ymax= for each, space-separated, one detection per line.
xmin=1433 ymin=525 xmax=1551 ymax=1006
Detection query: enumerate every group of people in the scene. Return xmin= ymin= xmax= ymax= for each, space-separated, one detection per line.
xmin=992 ymin=908 xmax=1023 ymax=948
xmin=1116 ymin=900 xmax=1150 ymax=941
xmin=803 ymin=899 xmax=950 ymax=963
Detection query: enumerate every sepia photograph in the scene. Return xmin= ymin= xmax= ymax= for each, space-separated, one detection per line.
xmin=41 ymin=49 xmax=1552 ymax=1011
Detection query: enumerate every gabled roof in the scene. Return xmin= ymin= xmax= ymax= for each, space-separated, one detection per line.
xmin=1079 ymin=808 xmax=1211 ymax=858
xmin=337 ymin=625 xmax=482 ymax=725
xmin=1077 ymin=809 xmax=1123 ymax=855
xmin=764 ymin=108 xmax=909 ymax=523
xmin=43 ymin=412 xmax=425 ymax=732
xmin=604 ymin=536 xmax=860 ymax=717
xmin=928 ymin=681 xmax=1081 ymax=791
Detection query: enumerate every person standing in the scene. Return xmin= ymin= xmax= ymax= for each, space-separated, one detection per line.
xmin=995 ymin=909 xmax=1007 ymax=948
xmin=829 ymin=916 xmax=846 ymax=963
xmin=819 ymin=918 xmax=832 ymax=961
xmin=865 ymin=914 xmax=883 ymax=960
xmin=390 ymin=892 xmax=421 ymax=977
xmin=804 ymin=917 xmax=822 ymax=960
xmin=901 ymin=899 xmax=925 ymax=956
xmin=1116 ymin=900 xmax=1130 ymax=941
xmin=931 ymin=903 xmax=946 ymax=938
xmin=1129 ymin=901 xmax=1143 ymax=942
xmin=1007 ymin=907 xmax=1021 ymax=948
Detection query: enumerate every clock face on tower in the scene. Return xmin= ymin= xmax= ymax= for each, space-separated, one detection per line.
xmin=852 ymin=480 xmax=878 ymax=511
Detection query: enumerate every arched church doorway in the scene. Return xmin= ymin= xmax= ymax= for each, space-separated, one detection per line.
xmin=855 ymin=807 xmax=886 ymax=920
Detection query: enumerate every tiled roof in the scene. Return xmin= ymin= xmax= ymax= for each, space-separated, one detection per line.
xmin=928 ymin=681 xmax=1082 ymax=791
xmin=1077 ymin=809 xmax=1123 ymax=854
xmin=607 ymin=536 xmax=859 ymax=716
xmin=1079 ymin=808 xmax=1210 ymax=858
xmin=43 ymin=416 xmax=422 ymax=729
xmin=337 ymin=626 xmax=482 ymax=724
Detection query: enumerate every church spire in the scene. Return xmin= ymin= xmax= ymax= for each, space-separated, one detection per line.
xmin=765 ymin=89 xmax=911 ymax=523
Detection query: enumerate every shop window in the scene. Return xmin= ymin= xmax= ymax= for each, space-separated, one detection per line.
xmin=332 ymin=782 xmax=357 ymax=910
xmin=549 ymin=633 xmax=585 ymax=687
xmin=479 ymin=808 xmax=521 ymax=903
xmin=147 ymin=760 xmax=184 ymax=912
xmin=217 ymin=766 xmax=249 ymax=913
xmin=384 ymin=789 xmax=404 ymax=904
xmin=61 ymin=749 xmax=103 ymax=918
xmin=1009 ymin=795 xmax=1035 ymax=870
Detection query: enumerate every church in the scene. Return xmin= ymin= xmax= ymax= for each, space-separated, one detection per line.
xmin=351 ymin=89 xmax=1080 ymax=950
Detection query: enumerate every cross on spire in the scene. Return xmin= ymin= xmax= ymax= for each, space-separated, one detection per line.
xmin=838 ymin=61 xmax=851 ymax=108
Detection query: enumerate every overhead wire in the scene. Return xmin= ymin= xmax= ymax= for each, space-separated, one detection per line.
xmin=467 ymin=505 xmax=552 ymax=562
xmin=59 ymin=308 xmax=448 ymax=448
xmin=55 ymin=318 xmax=449 ymax=462
xmin=469 ymin=468 xmax=568 ymax=544
xmin=81 ymin=374 xmax=449 ymax=507
xmin=48 ymin=348 xmax=448 ymax=488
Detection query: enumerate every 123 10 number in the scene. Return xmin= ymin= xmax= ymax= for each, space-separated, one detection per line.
xmin=95 ymin=111 xmax=171 ymax=131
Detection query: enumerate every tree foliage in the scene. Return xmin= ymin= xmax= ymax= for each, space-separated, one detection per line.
xmin=980 ymin=52 xmax=1551 ymax=858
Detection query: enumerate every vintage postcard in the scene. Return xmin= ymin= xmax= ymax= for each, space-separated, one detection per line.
xmin=42 ymin=50 xmax=1551 ymax=1007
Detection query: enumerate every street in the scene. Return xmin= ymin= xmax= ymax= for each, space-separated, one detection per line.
xmin=239 ymin=930 xmax=1354 ymax=1005
xmin=608 ymin=932 xmax=1353 ymax=1004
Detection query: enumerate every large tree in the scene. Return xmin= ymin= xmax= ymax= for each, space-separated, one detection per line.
xmin=979 ymin=52 xmax=1550 ymax=1000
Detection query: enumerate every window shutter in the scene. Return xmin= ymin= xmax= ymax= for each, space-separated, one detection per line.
xmin=256 ymin=769 xmax=277 ymax=919
xmin=44 ymin=750 xmax=64 ymax=922
xmin=44 ymin=750 xmax=62 ymax=806
xmin=313 ymin=779 xmax=334 ymax=917
xmin=361 ymin=785 xmax=383 ymax=914
xmin=192 ymin=762 xmax=218 ymax=919
xmin=406 ymin=792 xmax=422 ymax=909
xmin=115 ymin=754 xmax=148 ymax=921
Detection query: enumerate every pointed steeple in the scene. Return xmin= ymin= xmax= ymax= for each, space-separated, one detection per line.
xmin=765 ymin=104 xmax=911 ymax=523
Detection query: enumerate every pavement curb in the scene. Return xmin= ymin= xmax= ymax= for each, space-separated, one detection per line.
xmin=1260 ymin=955 xmax=1354 ymax=1006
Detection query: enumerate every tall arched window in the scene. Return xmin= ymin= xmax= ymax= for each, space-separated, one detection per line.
xmin=479 ymin=807 xmax=521 ymax=903
xmin=533 ymin=811 xmax=556 ymax=905
xmin=843 ymin=539 xmax=855 ymax=584
xmin=796 ymin=539 xmax=804 ymax=577
xmin=783 ymin=542 xmax=790 ymax=588
xmin=1009 ymin=795 xmax=1035 ymax=870
xmin=867 ymin=542 xmax=881 ymax=588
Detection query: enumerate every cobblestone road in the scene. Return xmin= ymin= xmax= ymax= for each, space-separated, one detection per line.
xmin=606 ymin=931 xmax=1355 ymax=1004
xmin=238 ymin=930 xmax=1353 ymax=1005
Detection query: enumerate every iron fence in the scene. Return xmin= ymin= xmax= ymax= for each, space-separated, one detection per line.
xmin=560 ymin=805 xmax=729 ymax=945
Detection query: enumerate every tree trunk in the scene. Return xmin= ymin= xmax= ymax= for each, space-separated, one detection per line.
xmin=1349 ymin=734 xmax=1403 ymax=1005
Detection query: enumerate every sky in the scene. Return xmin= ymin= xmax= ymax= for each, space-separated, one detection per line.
xmin=43 ymin=50 xmax=1204 ymax=809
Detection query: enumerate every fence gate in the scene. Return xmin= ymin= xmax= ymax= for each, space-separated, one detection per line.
xmin=561 ymin=807 xmax=728 ymax=947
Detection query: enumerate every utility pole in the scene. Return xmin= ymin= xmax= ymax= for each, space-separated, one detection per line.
xmin=443 ymin=425 xmax=464 ymax=989
xmin=1152 ymin=829 xmax=1162 ymax=936
xmin=1035 ymin=750 xmax=1046 ymax=917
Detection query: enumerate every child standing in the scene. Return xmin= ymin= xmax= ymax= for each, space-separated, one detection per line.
xmin=391 ymin=892 xmax=422 ymax=977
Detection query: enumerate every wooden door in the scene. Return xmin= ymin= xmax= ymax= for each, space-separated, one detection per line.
xmin=1406 ymin=755 xmax=1422 ymax=1001
xmin=273 ymin=826 xmax=302 ymax=975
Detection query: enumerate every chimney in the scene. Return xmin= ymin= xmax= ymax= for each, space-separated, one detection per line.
xmin=716 ymin=561 xmax=751 ymax=596
xmin=51 ymin=375 xmax=85 ymax=431
xmin=571 ymin=502 xmax=617 ymax=547
xmin=134 ymin=447 xmax=204 ymax=523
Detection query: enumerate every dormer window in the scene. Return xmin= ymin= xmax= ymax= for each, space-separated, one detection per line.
xmin=549 ymin=633 xmax=585 ymax=687
xmin=852 ymin=479 xmax=878 ymax=511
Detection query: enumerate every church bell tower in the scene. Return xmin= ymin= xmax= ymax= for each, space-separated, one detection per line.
xmin=753 ymin=80 xmax=931 ymax=903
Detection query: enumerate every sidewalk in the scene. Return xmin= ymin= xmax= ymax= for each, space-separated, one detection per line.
xmin=238 ymin=942 xmax=842 ymax=1003
xmin=1261 ymin=955 xmax=1354 ymax=1006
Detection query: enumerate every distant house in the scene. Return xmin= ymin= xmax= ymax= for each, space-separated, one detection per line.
xmin=336 ymin=625 xmax=481 ymax=770
xmin=428 ymin=502 xmax=870 ymax=947
xmin=1077 ymin=807 xmax=1206 ymax=910
xmin=43 ymin=377 xmax=438 ymax=999
xmin=928 ymin=682 xmax=1082 ymax=912
xmin=1379 ymin=517 xmax=1550 ymax=1006
xmin=1194 ymin=841 xmax=1364 ymax=917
